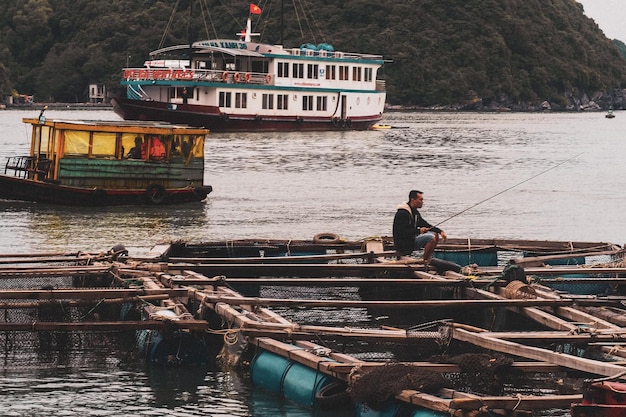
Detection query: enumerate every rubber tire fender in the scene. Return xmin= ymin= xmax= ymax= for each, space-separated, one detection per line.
xmin=314 ymin=381 xmax=350 ymax=409
xmin=145 ymin=184 xmax=167 ymax=205
xmin=312 ymin=232 xmax=341 ymax=244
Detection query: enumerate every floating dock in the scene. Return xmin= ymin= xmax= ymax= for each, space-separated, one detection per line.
xmin=1 ymin=237 xmax=625 ymax=416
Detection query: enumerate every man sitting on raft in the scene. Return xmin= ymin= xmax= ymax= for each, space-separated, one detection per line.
xmin=392 ymin=190 xmax=447 ymax=266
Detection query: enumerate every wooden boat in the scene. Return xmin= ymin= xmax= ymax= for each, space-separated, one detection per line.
xmin=0 ymin=114 xmax=212 ymax=206
xmin=571 ymin=379 xmax=626 ymax=417
xmin=111 ymin=4 xmax=386 ymax=132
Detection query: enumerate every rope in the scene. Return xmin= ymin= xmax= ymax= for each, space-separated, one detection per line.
xmin=79 ymin=298 xmax=105 ymax=320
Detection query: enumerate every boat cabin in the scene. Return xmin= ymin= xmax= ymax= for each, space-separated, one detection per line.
xmin=1 ymin=118 xmax=211 ymax=205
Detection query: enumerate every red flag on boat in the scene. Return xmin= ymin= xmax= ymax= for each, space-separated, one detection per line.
xmin=250 ymin=3 xmax=262 ymax=14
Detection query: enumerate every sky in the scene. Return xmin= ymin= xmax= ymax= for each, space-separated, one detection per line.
xmin=576 ymin=0 xmax=626 ymax=41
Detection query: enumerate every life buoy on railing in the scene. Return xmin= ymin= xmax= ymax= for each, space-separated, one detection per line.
xmin=221 ymin=71 xmax=229 ymax=82
xmin=233 ymin=72 xmax=241 ymax=83
xmin=265 ymin=74 xmax=272 ymax=84
xmin=244 ymin=72 xmax=252 ymax=83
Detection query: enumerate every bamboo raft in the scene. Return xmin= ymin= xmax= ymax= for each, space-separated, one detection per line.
xmin=1 ymin=237 xmax=626 ymax=416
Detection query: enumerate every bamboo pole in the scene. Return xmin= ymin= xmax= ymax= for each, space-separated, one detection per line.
xmin=453 ymin=327 xmax=626 ymax=377
xmin=0 ymin=319 xmax=207 ymax=331
xmin=0 ymin=288 xmax=188 ymax=299
xmin=167 ymin=251 xmax=398 ymax=264
xmin=0 ymin=294 xmax=168 ymax=309
xmin=194 ymin=294 xmax=620 ymax=308
xmin=513 ymin=249 xmax=625 ymax=267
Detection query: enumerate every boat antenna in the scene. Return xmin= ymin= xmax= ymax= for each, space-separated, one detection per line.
xmin=431 ymin=152 xmax=584 ymax=228
xmin=280 ymin=0 xmax=284 ymax=45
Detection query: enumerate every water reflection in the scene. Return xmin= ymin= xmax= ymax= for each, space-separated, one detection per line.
xmin=0 ymin=200 xmax=211 ymax=254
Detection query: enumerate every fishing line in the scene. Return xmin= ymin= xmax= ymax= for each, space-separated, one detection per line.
xmin=432 ymin=152 xmax=584 ymax=228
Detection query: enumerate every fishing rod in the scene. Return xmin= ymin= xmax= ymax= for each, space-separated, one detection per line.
xmin=431 ymin=152 xmax=584 ymax=229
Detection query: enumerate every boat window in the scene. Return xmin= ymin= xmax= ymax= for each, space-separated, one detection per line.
xmin=189 ymin=135 xmax=204 ymax=158
xmin=148 ymin=135 xmax=166 ymax=161
xmin=174 ymin=135 xmax=204 ymax=161
xmin=121 ymin=133 xmax=143 ymax=159
xmin=292 ymin=63 xmax=304 ymax=79
xmin=307 ymin=64 xmax=318 ymax=79
xmin=277 ymin=94 xmax=289 ymax=110
xmin=64 ymin=130 xmax=90 ymax=155
xmin=302 ymin=95 xmax=314 ymax=111
xmin=92 ymin=132 xmax=117 ymax=157
xmin=262 ymin=94 xmax=273 ymax=109
xmin=235 ymin=92 xmax=247 ymax=108
xmin=219 ymin=91 xmax=232 ymax=107
xmin=325 ymin=65 xmax=336 ymax=80
xmin=39 ymin=126 xmax=51 ymax=157
xmin=339 ymin=65 xmax=349 ymax=81
xmin=277 ymin=62 xmax=289 ymax=78
xmin=317 ymin=96 xmax=327 ymax=111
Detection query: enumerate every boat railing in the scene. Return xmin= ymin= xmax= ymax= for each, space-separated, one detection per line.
xmin=376 ymin=80 xmax=386 ymax=91
xmin=123 ymin=68 xmax=274 ymax=85
xmin=5 ymin=156 xmax=51 ymax=179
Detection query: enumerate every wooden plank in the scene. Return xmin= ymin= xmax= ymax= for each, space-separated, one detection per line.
xmin=0 ymin=294 xmax=168 ymax=308
xmin=197 ymin=294 xmax=602 ymax=308
xmin=323 ymin=361 xmax=562 ymax=373
xmin=0 ymin=320 xmax=207 ymax=331
xmin=478 ymin=331 xmax=626 ymax=342
xmin=171 ymin=277 xmax=468 ymax=286
xmin=171 ymin=262 xmax=455 ymax=278
xmin=167 ymin=251 xmax=398 ymax=264
xmin=0 ymin=287 xmax=188 ymax=299
xmin=513 ymin=249 xmax=624 ymax=267
xmin=449 ymin=395 xmax=582 ymax=411
xmin=464 ymin=287 xmax=579 ymax=331
xmin=453 ymin=328 xmax=626 ymax=377
xmin=396 ymin=390 xmax=451 ymax=413
xmin=145 ymin=244 xmax=171 ymax=259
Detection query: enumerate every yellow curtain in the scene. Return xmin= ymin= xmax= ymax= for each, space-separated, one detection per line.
xmin=63 ymin=130 xmax=90 ymax=155
xmin=91 ymin=132 xmax=117 ymax=156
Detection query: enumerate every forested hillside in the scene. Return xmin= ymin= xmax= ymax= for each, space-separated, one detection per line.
xmin=1 ymin=0 xmax=625 ymax=109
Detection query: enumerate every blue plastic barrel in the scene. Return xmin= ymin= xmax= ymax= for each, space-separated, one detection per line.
xmin=282 ymin=361 xmax=331 ymax=407
xmin=250 ymin=349 xmax=337 ymax=408
xmin=250 ymin=350 xmax=293 ymax=394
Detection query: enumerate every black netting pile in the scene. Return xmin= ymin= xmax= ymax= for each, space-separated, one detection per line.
xmin=349 ymin=363 xmax=451 ymax=410
xmin=432 ymin=353 xmax=514 ymax=394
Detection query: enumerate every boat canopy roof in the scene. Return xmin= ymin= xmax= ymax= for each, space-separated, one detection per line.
xmin=22 ymin=118 xmax=210 ymax=136
xmin=150 ymin=42 xmax=264 ymax=59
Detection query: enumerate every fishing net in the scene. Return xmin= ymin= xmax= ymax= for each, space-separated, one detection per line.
xmin=348 ymin=363 xmax=451 ymax=410
xmin=0 ymin=266 xmax=143 ymax=370
xmin=431 ymin=353 xmax=514 ymax=395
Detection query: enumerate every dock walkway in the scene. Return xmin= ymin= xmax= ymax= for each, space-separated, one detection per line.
xmin=0 ymin=238 xmax=625 ymax=415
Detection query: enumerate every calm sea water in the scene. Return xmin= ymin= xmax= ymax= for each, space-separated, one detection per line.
xmin=0 ymin=108 xmax=624 ymax=415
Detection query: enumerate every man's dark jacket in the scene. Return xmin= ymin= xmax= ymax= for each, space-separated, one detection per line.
xmin=392 ymin=203 xmax=441 ymax=255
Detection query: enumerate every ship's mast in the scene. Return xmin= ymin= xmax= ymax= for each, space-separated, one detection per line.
xmin=242 ymin=18 xmax=260 ymax=42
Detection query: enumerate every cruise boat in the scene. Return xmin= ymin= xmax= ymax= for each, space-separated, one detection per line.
xmin=0 ymin=113 xmax=212 ymax=206
xmin=112 ymin=15 xmax=387 ymax=132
